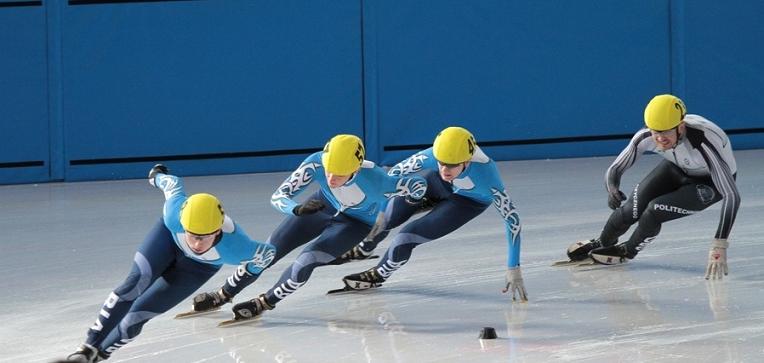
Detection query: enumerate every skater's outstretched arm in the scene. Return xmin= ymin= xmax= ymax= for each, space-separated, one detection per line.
xmin=490 ymin=185 xmax=526 ymax=302
xmin=696 ymin=133 xmax=739 ymax=280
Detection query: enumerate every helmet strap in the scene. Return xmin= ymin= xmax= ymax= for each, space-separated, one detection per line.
xmin=211 ymin=230 xmax=223 ymax=248
xmin=460 ymin=161 xmax=470 ymax=172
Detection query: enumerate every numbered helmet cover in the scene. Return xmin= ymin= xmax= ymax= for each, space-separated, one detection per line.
xmin=180 ymin=193 xmax=225 ymax=235
xmin=321 ymin=134 xmax=366 ymax=175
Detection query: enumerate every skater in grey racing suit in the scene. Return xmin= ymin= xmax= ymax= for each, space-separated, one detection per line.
xmin=567 ymin=94 xmax=739 ymax=280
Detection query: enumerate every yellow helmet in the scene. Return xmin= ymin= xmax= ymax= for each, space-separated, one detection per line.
xmin=433 ymin=126 xmax=476 ymax=164
xmin=644 ymin=94 xmax=687 ymax=131
xmin=180 ymin=193 xmax=224 ymax=235
xmin=321 ymin=134 xmax=365 ymax=175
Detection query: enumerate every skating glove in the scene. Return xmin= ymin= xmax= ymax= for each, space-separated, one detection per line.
xmin=192 ymin=289 xmax=231 ymax=312
xmin=293 ymin=199 xmax=325 ymax=216
xmin=704 ymin=238 xmax=729 ymax=280
xmin=502 ymin=267 xmax=528 ymax=302
xmin=148 ymin=164 xmax=169 ymax=187
xmin=607 ymin=189 xmax=627 ymax=210
xmin=404 ymin=194 xmax=424 ymax=205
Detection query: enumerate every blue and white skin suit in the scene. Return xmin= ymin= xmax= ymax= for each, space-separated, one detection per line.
xmin=363 ymin=146 xmax=522 ymax=284
xmin=260 ymin=151 xmax=427 ymax=306
xmin=81 ymin=173 xmax=275 ymax=358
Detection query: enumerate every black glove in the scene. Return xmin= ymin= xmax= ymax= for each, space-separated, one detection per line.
xmin=608 ymin=190 xmax=627 ymax=210
xmin=148 ymin=164 xmax=169 ymax=187
xmin=192 ymin=289 xmax=231 ymax=312
xmin=404 ymin=194 xmax=423 ymax=205
xmin=293 ymin=199 xmax=325 ymax=216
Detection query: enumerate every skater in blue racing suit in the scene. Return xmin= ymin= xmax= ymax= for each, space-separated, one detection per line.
xmin=65 ymin=165 xmax=275 ymax=362
xmin=340 ymin=127 xmax=527 ymax=302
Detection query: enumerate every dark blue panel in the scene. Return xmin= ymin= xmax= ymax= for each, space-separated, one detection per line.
xmin=0 ymin=1 xmax=41 ymax=7
xmin=369 ymin=0 xmax=671 ymax=164
xmin=64 ymin=154 xmax=311 ymax=181
xmin=62 ymin=1 xmax=362 ymax=178
xmin=683 ymin=1 xmax=764 ymax=143
xmin=0 ymin=5 xmax=49 ymax=184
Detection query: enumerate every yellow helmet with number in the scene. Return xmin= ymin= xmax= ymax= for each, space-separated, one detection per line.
xmin=433 ymin=127 xmax=476 ymax=164
xmin=321 ymin=134 xmax=365 ymax=175
xmin=180 ymin=193 xmax=224 ymax=235
xmin=644 ymin=94 xmax=687 ymax=131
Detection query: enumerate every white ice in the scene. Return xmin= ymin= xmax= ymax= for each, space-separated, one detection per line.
xmin=1 ymin=151 xmax=763 ymax=362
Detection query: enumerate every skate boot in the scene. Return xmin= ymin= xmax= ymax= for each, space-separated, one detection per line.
xmin=340 ymin=243 xmax=375 ymax=261
xmin=330 ymin=239 xmax=379 ymax=265
xmin=192 ymin=289 xmax=231 ymax=312
xmin=566 ymin=238 xmax=603 ymax=261
xmin=232 ymin=294 xmax=273 ymax=321
xmin=342 ymin=267 xmax=386 ymax=290
xmin=590 ymin=243 xmax=637 ymax=265
xmin=66 ymin=344 xmax=106 ymax=363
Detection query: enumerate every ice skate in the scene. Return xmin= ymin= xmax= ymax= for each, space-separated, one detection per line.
xmin=328 ymin=243 xmax=379 ymax=265
xmin=567 ymin=238 xmax=602 ymax=261
xmin=218 ymin=294 xmax=272 ymax=327
xmin=327 ymin=267 xmax=387 ymax=295
xmin=590 ymin=243 xmax=636 ymax=265
xmin=552 ymin=239 xmax=603 ymax=266
xmin=343 ymin=267 xmax=386 ymax=290
xmin=174 ymin=306 xmax=222 ymax=319
xmin=551 ymin=257 xmax=597 ymax=267
xmin=64 ymin=344 xmax=106 ymax=363
xmin=175 ymin=290 xmax=230 ymax=319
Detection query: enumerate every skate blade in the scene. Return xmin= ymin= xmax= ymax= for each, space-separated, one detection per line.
xmin=573 ymin=257 xmax=630 ymax=270
xmin=326 ymin=287 xmax=358 ymax=295
xmin=551 ymin=257 xmax=595 ymax=267
xmin=174 ymin=307 xmax=221 ymax=319
xmin=590 ymin=254 xmax=630 ymax=266
xmin=326 ymin=285 xmax=379 ymax=295
xmin=217 ymin=315 xmax=262 ymax=328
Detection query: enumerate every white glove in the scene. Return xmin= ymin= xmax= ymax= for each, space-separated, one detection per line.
xmin=502 ymin=267 xmax=528 ymax=302
xmin=704 ymin=239 xmax=729 ymax=280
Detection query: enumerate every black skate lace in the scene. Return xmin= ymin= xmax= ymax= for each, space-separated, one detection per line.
xmin=353 ymin=246 xmax=371 ymax=258
xmin=360 ymin=269 xmax=381 ymax=282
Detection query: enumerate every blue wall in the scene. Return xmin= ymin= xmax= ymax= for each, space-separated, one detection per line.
xmin=680 ymin=1 xmax=764 ymax=150
xmin=366 ymin=0 xmax=673 ymax=164
xmin=0 ymin=1 xmax=49 ymax=183
xmin=1 ymin=0 xmax=762 ymax=184
xmin=60 ymin=0 xmax=363 ymax=181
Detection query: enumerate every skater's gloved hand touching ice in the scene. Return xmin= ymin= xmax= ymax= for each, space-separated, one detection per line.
xmin=704 ymin=239 xmax=728 ymax=280
xmin=502 ymin=267 xmax=528 ymax=302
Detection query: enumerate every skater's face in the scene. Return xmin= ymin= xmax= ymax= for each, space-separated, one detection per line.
xmin=326 ymin=173 xmax=351 ymax=188
xmin=438 ymin=161 xmax=467 ymax=182
xmin=184 ymin=230 xmax=220 ymax=254
xmin=650 ymin=122 xmax=685 ymax=150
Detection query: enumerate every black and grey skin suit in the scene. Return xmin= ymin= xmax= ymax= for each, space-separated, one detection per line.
xmin=596 ymin=114 xmax=740 ymax=258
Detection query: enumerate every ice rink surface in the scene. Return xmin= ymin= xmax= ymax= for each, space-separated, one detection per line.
xmin=2 ymin=150 xmax=763 ymax=363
